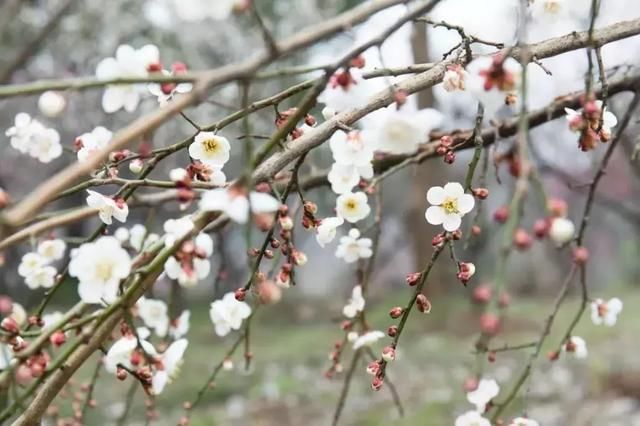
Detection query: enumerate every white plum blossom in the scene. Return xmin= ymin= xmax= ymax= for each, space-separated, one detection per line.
xmin=510 ymin=418 xmax=540 ymax=426
xmin=164 ymin=232 xmax=213 ymax=288
xmin=590 ymin=297 xmax=623 ymax=326
xmin=86 ymin=190 xmax=129 ymax=225
xmin=169 ymin=310 xmax=190 ymax=340
xmin=329 ymin=130 xmax=375 ymax=168
xmin=25 ymin=266 xmax=57 ymax=290
xmin=169 ymin=168 xmax=188 ymax=182
xmin=172 ymin=0 xmax=237 ymax=21
xmin=188 ymin=132 xmax=231 ymax=167
xmin=319 ymin=68 xmax=372 ymax=114
xmin=328 ymin=163 xmax=361 ymax=194
xmin=199 ymin=188 xmax=280 ymax=224
xmin=352 ymin=330 xmax=385 ymax=350
xmin=42 ymin=312 xmax=64 ymax=330
xmin=455 ymin=411 xmax=491 ymax=426
xmin=104 ymin=335 xmax=156 ymax=374
xmin=530 ymin=0 xmax=569 ymax=18
xmin=466 ymin=56 xmax=522 ymax=116
xmin=563 ymin=336 xmax=588 ymax=359
xmin=443 ymin=64 xmax=467 ymax=92
xmin=37 ymin=239 xmax=66 ymax=262
xmin=114 ymin=227 xmax=130 ymax=243
xmin=95 ymin=44 xmax=160 ymax=113
xmin=425 ymin=182 xmax=475 ymax=232
xmin=467 ymin=378 xmax=500 ymax=412
xmin=28 ymin=126 xmax=62 ymax=163
xmin=128 ymin=224 xmax=159 ymax=251
xmin=0 ymin=344 xmax=15 ymax=370
xmin=18 ymin=252 xmax=46 ymax=278
xmin=69 ymin=236 xmax=132 ymax=304
xmin=163 ymin=216 xmax=195 ymax=247
xmin=6 ymin=113 xmax=37 ymax=153
xmin=151 ymin=338 xmax=188 ymax=395
xmin=37 ymin=91 xmax=66 ymax=118
xmin=137 ymin=297 xmax=170 ymax=338
xmin=549 ymin=217 xmax=575 ymax=245
xmin=335 ymin=191 xmax=371 ymax=224
xmin=76 ymin=127 xmax=113 ymax=163
xmin=342 ymin=285 xmax=365 ymax=318
xmin=209 ymin=292 xmax=251 ymax=337
xmin=5 ymin=113 xmax=62 ymax=163
xmin=362 ymin=107 xmax=443 ymax=154
xmin=9 ymin=303 xmax=27 ymax=326
xmin=336 ymin=228 xmax=373 ymax=263
xmin=316 ymin=216 xmax=344 ymax=248
xmin=148 ymin=65 xmax=192 ymax=105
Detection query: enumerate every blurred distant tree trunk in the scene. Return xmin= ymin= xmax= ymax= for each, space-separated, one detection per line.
xmin=408 ymin=22 xmax=454 ymax=294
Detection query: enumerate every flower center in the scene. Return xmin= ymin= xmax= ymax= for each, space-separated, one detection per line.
xmin=95 ymin=261 xmax=114 ymax=282
xmin=544 ymin=1 xmax=560 ymax=13
xmin=202 ymin=138 xmax=220 ymax=154
xmin=442 ymin=197 xmax=459 ymax=214
xmin=345 ymin=200 xmax=357 ymax=211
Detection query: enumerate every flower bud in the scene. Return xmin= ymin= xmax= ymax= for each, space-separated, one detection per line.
xmin=472 ymin=284 xmax=492 ymax=305
xmin=547 ymin=350 xmax=560 ymax=361
xmin=513 ymin=228 xmax=532 ymax=250
xmin=487 ymin=351 xmax=497 ymax=363
xmin=572 ymin=246 xmax=589 ymax=265
xmin=38 ymin=91 xmax=66 ymax=118
xmin=129 ymin=159 xmax=144 ymax=174
xmin=322 ymin=106 xmax=336 ymax=121
xmin=444 ymin=151 xmax=456 ymax=164
xmin=479 ymin=313 xmax=500 ymax=336
xmin=493 ymin=206 xmax=509 ymax=223
xmin=394 ymin=90 xmax=408 ymax=107
xmin=234 ymin=288 xmax=247 ymax=301
xmin=473 ymin=188 xmax=489 ymax=199
xmin=431 ymin=233 xmax=446 ymax=247
xmin=436 ymin=145 xmax=449 ymax=156
xmin=303 ymin=201 xmax=318 ymax=215
xmin=389 ymin=307 xmax=404 ymax=319
xmin=50 ymin=331 xmax=66 ymax=347
xmin=498 ymin=291 xmax=511 ymax=308
xmin=451 ymin=229 xmax=462 ymax=240
xmin=366 ymin=361 xmax=380 ymax=375
xmin=371 ymin=376 xmax=383 ymax=391
xmin=533 ymin=219 xmax=549 ymax=239
xmin=547 ymin=198 xmax=568 ymax=218
xmin=1 ymin=317 xmax=19 ymax=334
xmin=349 ymin=55 xmax=366 ymax=69
xmin=116 ymin=367 xmax=128 ymax=381
xmin=387 ymin=325 xmax=398 ymax=337
xmin=170 ymin=168 xmax=189 ymax=183
xmin=0 ymin=189 xmax=10 ymax=209
xmin=30 ymin=363 xmax=44 ymax=378
xmin=405 ymin=272 xmax=421 ymax=286
xmin=549 ymin=217 xmax=575 ymax=245
xmin=292 ymin=250 xmax=307 ymax=266
xmin=471 ymin=225 xmax=481 ymax=236
xmin=222 ymin=358 xmax=234 ymax=371
xmin=416 ymin=294 xmax=431 ymax=314
xmin=463 ymin=376 xmax=479 ymax=392
xmin=279 ymin=216 xmax=294 ymax=231
xmin=381 ymin=346 xmax=396 ymax=362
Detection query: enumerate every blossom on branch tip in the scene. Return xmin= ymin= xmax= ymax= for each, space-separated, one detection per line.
xmin=86 ymin=190 xmax=129 ymax=225
xmin=336 ymin=229 xmax=373 ymax=263
xmin=329 ymin=130 xmax=375 ymax=168
xmin=342 ymin=285 xmax=365 ymax=318
xmin=188 ymin=132 xmax=230 ymax=167
xmin=549 ymin=217 xmax=575 ymax=245
xmin=361 ymin=107 xmax=443 ymax=154
xmin=510 ymin=417 xmax=540 ymax=426
xmin=25 ymin=266 xmax=57 ymax=290
xmin=169 ymin=310 xmax=191 ymax=340
xmin=455 ymin=411 xmax=491 ymax=426
xmin=209 ymin=292 xmax=251 ymax=337
xmin=590 ymin=297 xmax=622 ymax=326
xmin=76 ymin=127 xmax=113 ymax=163
xmin=18 ymin=253 xmax=46 ymax=278
xmin=137 ymin=297 xmax=170 ymax=338
xmin=563 ymin=336 xmax=588 ymax=359
xmin=425 ymin=182 xmax=475 ymax=232
xmin=316 ymin=216 xmax=344 ymax=247
xmin=148 ymin=63 xmax=192 ymax=105
xmin=328 ymin=163 xmax=361 ymax=194
xmin=466 ymin=55 xmax=521 ymax=116
xmin=69 ymin=237 xmax=132 ymax=304
xmin=319 ymin=68 xmax=371 ymax=113
xmin=95 ymin=44 xmax=160 ymax=113
xmin=335 ymin=191 xmax=371 ymax=223
xmin=5 ymin=113 xmax=62 ymax=163
xmin=151 ymin=338 xmax=188 ymax=395
xmin=199 ymin=187 xmax=280 ymax=224
xmin=443 ymin=64 xmax=467 ymax=92
xmin=466 ymin=378 xmax=499 ymax=412
xmin=352 ymin=330 xmax=385 ymax=350
xmin=37 ymin=239 xmax=66 ymax=262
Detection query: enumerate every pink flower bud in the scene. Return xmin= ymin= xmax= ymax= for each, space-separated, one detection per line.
xmin=472 ymin=284 xmax=492 ymax=305
xmin=50 ymin=331 xmax=66 ymax=347
xmin=479 ymin=313 xmax=500 ymax=336
xmin=444 ymin=151 xmax=456 ymax=164
xmin=389 ymin=307 xmax=404 ymax=319
xmin=371 ymin=376 xmax=383 ymax=391
xmin=387 ymin=325 xmax=398 ymax=337
xmin=366 ymin=361 xmax=380 ymax=375
xmin=129 ymin=159 xmax=144 ymax=174
xmin=405 ymin=272 xmax=421 ymax=286
xmin=432 ymin=233 xmax=446 ymax=247
xmin=547 ymin=198 xmax=568 ymax=218
xmin=234 ymin=288 xmax=247 ymax=302
xmin=381 ymin=346 xmax=396 ymax=362
xmin=493 ymin=206 xmax=509 ymax=224
xmin=473 ymin=188 xmax=489 ymax=199
xmin=513 ymin=228 xmax=532 ymax=250
xmin=463 ymin=376 xmax=479 ymax=392
xmin=279 ymin=216 xmax=294 ymax=231
xmin=533 ymin=218 xmax=549 ymax=239
xmin=573 ymin=246 xmax=589 ymax=264
xmin=416 ymin=294 xmax=431 ymax=314
xmin=1 ymin=317 xmax=19 ymax=334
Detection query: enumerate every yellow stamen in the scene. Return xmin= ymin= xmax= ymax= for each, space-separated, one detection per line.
xmin=441 ymin=197 xmax=459 ymax=214
xmin=202 ymin=138 xmax=219 ymax=154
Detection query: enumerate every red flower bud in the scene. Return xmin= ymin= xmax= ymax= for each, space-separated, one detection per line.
xmin=547 ymin=198 xmax=568 ymax=218
xmin=444 ymin=151 xmax=456 ymax=164
xmin=416 ymin=294 xmax=432 ymax=314
xmin=1 ymin=317 xmax=19 ymax=334
xmin=405 ymin=272 xmax=421 ymax=286
xmin=572 ymin=246 xmax=589 ymax=264
xmin=234 ymin=288 xmax=247 ymax=302
xmin=381 ymin=346 xmax=396 ymax=362
xmin=487 ymin=351 xmax=497 ymax=363
xmin=473 ymin=188 xmax=489 ymax=199
xmin=371 ymin=376 xmax=383 ymax=391
xmin=479 ymin=313 xmax=501 ymax=336
xmin=493 ymin=206 xmax=509 ymax=224
xmin=389 ymin=307 xmax=404 ymax=319
xmin=387 ymin=325 xmax=398 ymax=337
xmin=471 ymin=225 xmax=482 ymax=236
xmin=472 ymin=284 xmax=492 ymax=305
xmin=513 ymin=228 xmax=532 ymax=250
xmin=50 ymin=331 xmax=66 ymax=347
xmin=533 ymin=218 xmax=549 ymax=239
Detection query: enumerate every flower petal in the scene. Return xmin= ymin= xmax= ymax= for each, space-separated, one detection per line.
xmin=442 ymin=213 xmax=462 ymax=232
xmin=457 ymin=194 xmax=475 ymax=214
xmin=444 ymin=182 xmax=464 ymax=198
xmin=426 ymin=186 xmax=446 ymax=205
xmin=425 ymin=206 xmax=445 ymax=225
